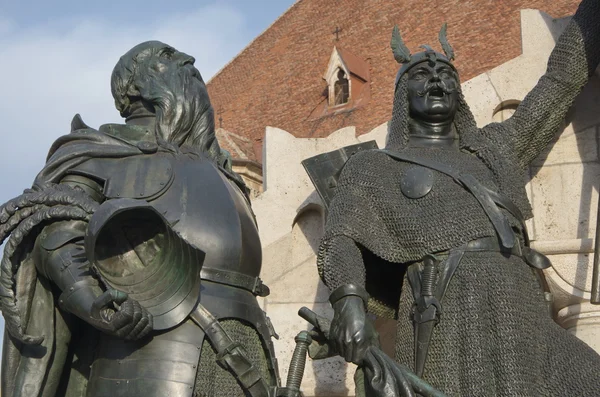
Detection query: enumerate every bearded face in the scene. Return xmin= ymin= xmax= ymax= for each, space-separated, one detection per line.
xmin=112 ymin=41 xmax=220 ymax=160
xmin=406 ymin=60 xmax=459 ymax=123
xmin=144 ymin=46 xmax=217 ymax=152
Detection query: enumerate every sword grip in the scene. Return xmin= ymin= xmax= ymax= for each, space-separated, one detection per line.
xmin=421 ymin=255 xmax=438 ymax=297
xmin=285 ymin=331 xmax=312 ymax=392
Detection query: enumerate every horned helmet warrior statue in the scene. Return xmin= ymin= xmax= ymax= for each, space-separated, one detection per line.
xmin=387 ymin=23 xmax=480 ymax=150
xmin=391 ymin=23 xmax=456 ymax=85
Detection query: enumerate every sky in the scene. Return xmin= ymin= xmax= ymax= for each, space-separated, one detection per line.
xmin=0 ymin=0 xmax=295 ymax=356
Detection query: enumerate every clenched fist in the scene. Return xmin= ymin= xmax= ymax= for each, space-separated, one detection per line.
xmin=89 ymin=289 xmax=153 ymax=341
xmin=330 ymin=295 xmax=380 ymax=364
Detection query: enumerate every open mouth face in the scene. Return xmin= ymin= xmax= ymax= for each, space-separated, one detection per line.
xmin=428 ymin=86 xmax=445 ymax=99
xmin=406 ymin=60 xmax=459 ymax=122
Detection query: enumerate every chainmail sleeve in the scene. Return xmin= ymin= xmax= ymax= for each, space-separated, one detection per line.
xmin=502 ymin=0 xmax=600 ymax=169
xmin=317 ymin=235 xmax=366 ymax=292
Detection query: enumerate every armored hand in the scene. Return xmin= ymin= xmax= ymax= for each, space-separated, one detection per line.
xmin=34 ymin=221 xmax=153 ymax=341
xmin=88 ymin=289 xmax=154 ymax=340
xmin=55 ymin=262 xmax=154 ymax=341
xmin=329 ymin=284 xmax=380 ymax=364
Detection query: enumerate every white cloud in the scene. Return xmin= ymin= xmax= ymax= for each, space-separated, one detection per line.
xmin=0 ymin=4 xmax=247 ymax=203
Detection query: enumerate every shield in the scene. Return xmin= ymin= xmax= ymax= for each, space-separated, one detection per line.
xmin=84 ymin=198 xmax=205 ymax=330
xmin=301 ymin=141 xmax=379 ymax=208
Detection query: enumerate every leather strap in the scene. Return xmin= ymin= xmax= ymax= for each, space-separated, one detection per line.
xmin=190 ymin=304 xmax=275 ymax=397
xmin=379 ymin=149 xmax=517 ymax=249
xmin=434 ymin=248 xmax=465 ymax=304
xmin=201 ymin=267 xmax=270 ymax=297
xmin=464 ymin=236 xmax=550 ymax=270
xmin=485 ymin=186 xmax=524 ymax=224
xmin=464 ymin=236 xmax=522 ymax=256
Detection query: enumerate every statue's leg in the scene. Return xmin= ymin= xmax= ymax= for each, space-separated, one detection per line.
xmin=193 ymin=281 xmax=280 ymax=396
xmin=542 ymin=321 xmax=600 ymax=396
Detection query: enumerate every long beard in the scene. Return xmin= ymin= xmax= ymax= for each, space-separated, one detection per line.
xmin=144 ymin=65 xmax=220 ymax=160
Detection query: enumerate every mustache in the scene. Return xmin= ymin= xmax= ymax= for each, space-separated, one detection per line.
xmin=417 ymin=81 xmax=457 ymax=97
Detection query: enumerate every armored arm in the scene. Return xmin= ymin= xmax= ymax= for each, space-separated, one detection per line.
xmin=34 ymin=175 xmax=105 ymax=322
xmin=34 ymin=221 xmax=103 ymax=317
xmin=503 ymin=0 xmax=600 ymax=168
xmin=34 ymin=176 xmax=152 ymax=340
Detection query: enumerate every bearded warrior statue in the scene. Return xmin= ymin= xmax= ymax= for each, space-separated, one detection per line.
xmin=0 ymin=41 xmax=279 ymax=397
xmin=306 ymin=0 xmax=600 ymax=395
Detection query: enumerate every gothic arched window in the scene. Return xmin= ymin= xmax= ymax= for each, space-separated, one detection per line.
xmin=334 ymin=69 xmax=349 ymax=105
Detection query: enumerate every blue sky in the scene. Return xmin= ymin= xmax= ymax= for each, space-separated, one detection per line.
xmin=0 ymin=0 xmax=295 ymax=357
xmin=0 ymin=0 xmax=296 ymax=201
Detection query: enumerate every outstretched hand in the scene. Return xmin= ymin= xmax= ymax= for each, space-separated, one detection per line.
xmin=89 ymin=289 xmax=153 ymax=341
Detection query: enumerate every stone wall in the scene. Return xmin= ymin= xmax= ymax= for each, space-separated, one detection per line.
xmin=254 ymin=125 xmax=388 ymax=396
xmin=253 ymin=9 xmax=600 ymax=396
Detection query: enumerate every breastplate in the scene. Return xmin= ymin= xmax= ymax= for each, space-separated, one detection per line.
xmin=73 ymin=151 xmax=262 ymax=277
xmin=149 ymin=152 xmax=262 ymax=277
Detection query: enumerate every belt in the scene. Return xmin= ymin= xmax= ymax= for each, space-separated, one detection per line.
xmin=408 ymin=235 xmax=550 ymax=377
xmin=463 ymin=236 xmax=550 ymax=270
xmin=427 ymin=235 xmax=548 ymax=315
xmin=464 ymin=236 xmax=523 ymax=256
xmin=200 ymin=267 xmax=271 ymax=297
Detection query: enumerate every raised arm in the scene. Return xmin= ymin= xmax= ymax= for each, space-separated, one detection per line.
xmin=502 ymin=0 xmax=600 ymax=168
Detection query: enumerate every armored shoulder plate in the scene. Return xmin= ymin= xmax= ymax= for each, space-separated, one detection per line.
xmin=301 ymin=141 xmax=379 ymax=208
xmin=71 ymin=155 xmax=174 ymax=201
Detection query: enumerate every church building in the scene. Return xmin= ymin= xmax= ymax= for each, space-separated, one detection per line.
xmin=207 ymin=0 xmax=580 ymax=191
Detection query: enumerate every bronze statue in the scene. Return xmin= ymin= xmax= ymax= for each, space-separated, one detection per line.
xmin=0 ymin=41 xmax=279 ymax=397
xmin=308 ymin=0 xmax=600 ymax=395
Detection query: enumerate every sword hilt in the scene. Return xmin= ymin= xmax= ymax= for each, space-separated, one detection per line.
xmin=285 ymin=331 xmax=312 ymax=393
xmin=421 ymin=254 xmax=439 ymax=297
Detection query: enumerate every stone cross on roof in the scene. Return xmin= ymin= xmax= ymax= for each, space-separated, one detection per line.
xmin=332 ymin=26 xmax=342 ymax=41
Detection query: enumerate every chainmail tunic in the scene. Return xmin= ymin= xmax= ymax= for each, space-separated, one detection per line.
xmin=393 ymin=252 xmax=600 ymax=396
xmin=320 ymin=147 xmax=522 ymax=267
xmin=194 ymin=319 xmax=274 ymax=397
xmin=318 ymin=0 xmax=600 ymax=394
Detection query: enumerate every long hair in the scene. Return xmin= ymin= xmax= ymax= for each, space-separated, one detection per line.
xmin=110 ymin=41 xmax=221 ymax=162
